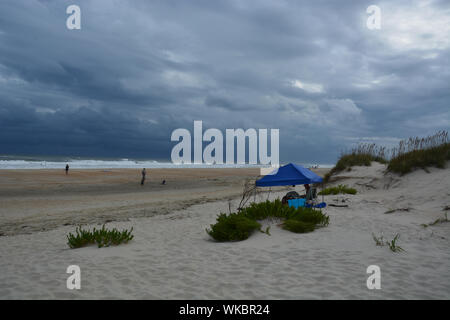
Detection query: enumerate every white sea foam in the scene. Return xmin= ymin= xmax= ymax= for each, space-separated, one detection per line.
xmin=0 ymin=158 xmax=334 ymax=170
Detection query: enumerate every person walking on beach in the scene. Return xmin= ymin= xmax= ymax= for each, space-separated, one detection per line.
xmin=141 ymin=168 xmax=146 ymax=185
xmin=65 ymin=164 xmax=69 ymax=175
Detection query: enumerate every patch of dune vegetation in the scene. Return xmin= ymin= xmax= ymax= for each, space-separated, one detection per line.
xmin=206 ymin=199 xmax=329 ymax=242
xmin=318 ymin=184 xmax=357 ymax=195
xmin=387 ymin=131 xmax=449 ymax=175
xmin=325 ymin=131 xmax=449 ymax=182
xmin=67 ymin=225 xmax=134 ymax=248
xmin=324 ymin=144 xmax=387 ymax=182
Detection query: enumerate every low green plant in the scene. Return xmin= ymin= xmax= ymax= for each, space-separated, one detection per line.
xmin=318 ymin=184 xmax=357 ymax=195
xmin=241 ymin=199 xmax=296 ymax=220
xmin=372 ymin=233 xmax=405 ymax=252
xmin=206 ymin=213 xmax=261 ymax=242
xmin=287 ymin=207 xmax=330 ymax=227
xmin=67 ymin=225 xmax=134 ymax=249
xmin=388 ymin=234 xmax=405 ymax=253
xmin=282 ymin=220 xmax=315 ymax=233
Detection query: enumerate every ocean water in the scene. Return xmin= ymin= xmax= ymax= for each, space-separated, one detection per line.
xmin=0 ymin=156 xmax=334 ymax=170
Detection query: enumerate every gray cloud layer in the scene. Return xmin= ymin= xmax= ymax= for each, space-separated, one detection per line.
xmin=0 ymin=0 xmax=449 ymax=163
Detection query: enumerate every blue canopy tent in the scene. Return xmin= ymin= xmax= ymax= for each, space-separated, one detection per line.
xmin=256 ymin=163 xmax=326 ymax=208
xmin=256 ymin=163 xmax=323 ymax=187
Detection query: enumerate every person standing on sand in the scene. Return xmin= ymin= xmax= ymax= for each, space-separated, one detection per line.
xmin=141 ymin=168 xmax=146 ymax=185
xmin=65 ymin=164 xmax=69 ymax=175
xmin=304 ymin=183 xmax=310 ymax=194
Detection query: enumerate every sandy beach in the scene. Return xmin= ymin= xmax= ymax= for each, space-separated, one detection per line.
xmin=0 ymin=168 xmax=262 ymax=236
xmin=0 ymin=164 xmax=449 ymax=299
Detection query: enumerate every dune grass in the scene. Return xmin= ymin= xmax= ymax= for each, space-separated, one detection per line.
xmin=325 ymin=131 xmax=449 ymax=181
xmin=387 ymin=131 xmax=449 ymax=174
xmin=67 ymin=225 xmax=134 ymax=248
xmin=206 ymin=199 xmax=329 ymax=242
xmin=324 ymin=144 xmax=387 ymax=182
xmin=318 ymin=184 xmax=357 ymax=195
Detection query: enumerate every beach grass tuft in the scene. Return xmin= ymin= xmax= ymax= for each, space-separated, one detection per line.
xmin=67 ymin=225 xmax=134 ymax=249
xmin=372 ymin=232 xmax=405 ymax=253
xmin=324 ymin=144 xmax=387 ymax=182
xmin=388 ymin=234 xmax=405 ymax=253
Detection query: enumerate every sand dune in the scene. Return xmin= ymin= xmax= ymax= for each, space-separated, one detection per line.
xmin=0 ymin=164 xmax=449 ymax=299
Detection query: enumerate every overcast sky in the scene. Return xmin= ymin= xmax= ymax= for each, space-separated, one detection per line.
xmin=0 ymin=0 xmax=449 ymax=163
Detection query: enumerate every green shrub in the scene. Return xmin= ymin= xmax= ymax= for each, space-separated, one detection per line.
xmin=288 ymin=207 xmax=330 ymax=227
xmin=206 ymin=213 xmax=261 ymax=242
xmin=206 ymin=199 xmax=329 ymax=241
xmin=67 ymin=225 xmax=134 ymax=249
xmin=318 ymin=184 xmax=357 ymax=195
xmin=241 ymin=199 xmax=297 ymax=220
xmin=282 ymin=220 xmax=315 ymax=233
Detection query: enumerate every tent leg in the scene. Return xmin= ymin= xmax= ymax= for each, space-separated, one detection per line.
xmin=322 ymin=182 xmax=324 ymax=203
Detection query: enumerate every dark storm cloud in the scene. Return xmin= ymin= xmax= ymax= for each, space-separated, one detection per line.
xmin=0 ymin=0 xmax=449 ymax=162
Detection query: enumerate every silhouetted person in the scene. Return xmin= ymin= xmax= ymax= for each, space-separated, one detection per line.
xmin=161 ymin=180 xmax=166 ymax=185
xmin=65 ymin=164 xmax=69 ymax=175
xmin=304 ymin=184 xmax=310 ymax=194
xmin=141 ymin=168 xmax=146 ymax=185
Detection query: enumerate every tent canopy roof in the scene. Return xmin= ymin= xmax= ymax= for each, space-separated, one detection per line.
xmin=256 ymin=163 xmax=323 ymax=187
